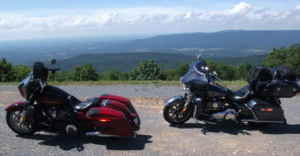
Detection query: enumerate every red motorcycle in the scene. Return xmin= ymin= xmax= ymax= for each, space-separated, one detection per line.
xmin=5 ymin=59 xmax=140 ymax=138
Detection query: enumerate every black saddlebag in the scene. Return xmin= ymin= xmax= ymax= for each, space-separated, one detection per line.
xmin=251 ymin=65 xmax=272 ymax=81
xmin=248 ymin=65 xmax=272 ymax=93
xmin=262 ymin=81 xmax=300 ymax=97
xmin=247 ymin=99 xmax=285 ymax=121
xmin=277 ymin=64 xmax=297 ymax=82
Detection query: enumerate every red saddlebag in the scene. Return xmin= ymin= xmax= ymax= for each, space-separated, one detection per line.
xmin=86 ymin=107 xmax=135 ymax=137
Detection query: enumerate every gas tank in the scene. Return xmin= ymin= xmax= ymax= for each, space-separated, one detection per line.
xmin=38 ymin=85 xmax=70 ymax=105
xmin=207 ymin=83 xmax=228 ymax=98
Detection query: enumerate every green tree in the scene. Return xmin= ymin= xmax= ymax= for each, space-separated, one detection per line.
xmin=206 ymin=60 xmax=218 ymax=73
xmin=129 ymin=69 xmax=140 ymax=80
xmin=14 ymin=64 xmax=31 ymax=82
xmin=165 ymin=69 xmax=175 ymax=81
xmin=217 ymin=61 xmax=236 ymax=81
xmin=108 ymin=68 xmax=120 ymax=80
xmin=137 ymin=60 xmax=165 ymax=80
xmin=83 ymin=63 xmax=98 ymax=81
xmin=0 ymin=58 xmax=16 ymax=82
xmin=236 ymin=63 xmax=252 ymax=80
xmin=262 ymin=43 xmax=300 ymax=74
xmin=70 ymin=65 xmax=84 ymax=81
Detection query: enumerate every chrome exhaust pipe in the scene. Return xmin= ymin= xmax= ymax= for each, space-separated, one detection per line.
xmin=241 ymin=119 xmax=285 ymax=124
xmin=86 ymin=132 xmax=137 ymax=138
xmin=41 ymin=130 xmax=59 ymax=135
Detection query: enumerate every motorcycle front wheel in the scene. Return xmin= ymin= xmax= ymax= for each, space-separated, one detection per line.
xmin=6 ymin=107 xmax=36 ymax=135
xmin=163 ymin=105 xmax=191 ymax=125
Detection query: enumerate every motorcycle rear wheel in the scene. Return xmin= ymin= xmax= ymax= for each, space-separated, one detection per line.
xmin=163 ymin=105 xmax=191 ymax=125
xmin=6 ymin=107 xmax=36 ymax=135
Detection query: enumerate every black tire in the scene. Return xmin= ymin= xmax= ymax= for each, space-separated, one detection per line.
xmin=163 ymin=105 xmax=191 ymax=125
xmin=6 ymin=107 xmax=36 ymax=135
xmin=248 ymin=122 xmax=269 ymax=127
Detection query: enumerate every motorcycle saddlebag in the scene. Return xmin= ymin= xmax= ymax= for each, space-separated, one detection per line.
xmin=262 ymin=81 xmax=300 ymax=97
xmin=87 ymin=107 xmax=135 ymax=137
xmin=276 ymin=64 xmax=297 ymax=81
xmin=248 ymin=65 xmax=272 ymax=92
xmin=251 ymin=65 xmax=272 ymax=81
xmin=247 ymin=99 xmax=285 ymax=121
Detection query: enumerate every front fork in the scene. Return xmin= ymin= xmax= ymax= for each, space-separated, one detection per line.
xmin=179 ymin=89 xmax=194 ymax=115
xmin=20 ymin=102 xmax=29 ymax=123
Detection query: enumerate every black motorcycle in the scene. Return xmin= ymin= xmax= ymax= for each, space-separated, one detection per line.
xmin=163 ymin=55 xmax=300 ymax=127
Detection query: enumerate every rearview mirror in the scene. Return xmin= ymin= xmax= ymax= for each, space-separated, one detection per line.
xmin=213 ymin=71 xmax=218 ymax=77
xmin=51 ymin=59 xmax=57 ymax=65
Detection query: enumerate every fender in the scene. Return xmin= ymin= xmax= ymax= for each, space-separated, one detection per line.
xmin=164 ymin=95 xmax=187 ymax=106
xmin=4 ymin=102 xmax=26 ymax=111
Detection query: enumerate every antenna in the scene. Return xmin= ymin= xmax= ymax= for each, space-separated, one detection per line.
xmin=197 ymin=54 xmax=201 ymax=60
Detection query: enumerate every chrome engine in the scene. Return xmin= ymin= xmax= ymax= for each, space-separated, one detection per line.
xmin=210 ymin=109 xmax=236 ymax=122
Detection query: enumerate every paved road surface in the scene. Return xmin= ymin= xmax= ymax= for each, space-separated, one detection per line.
xmin=1 ymin=85 xmax=300 ymax=155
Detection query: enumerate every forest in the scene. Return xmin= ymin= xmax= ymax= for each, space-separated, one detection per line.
xmin=1 ymin=43 xmax=299 ymax=82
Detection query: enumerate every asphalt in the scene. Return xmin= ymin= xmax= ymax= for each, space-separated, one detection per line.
xmin=1 ymin=84 xmax=300 ymax=155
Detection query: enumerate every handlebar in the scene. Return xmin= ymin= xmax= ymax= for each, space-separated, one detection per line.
xmin=48 ymin=67 xmax=61 ymax=74
xmin=208 ymin=73 xmax=223 ymax=82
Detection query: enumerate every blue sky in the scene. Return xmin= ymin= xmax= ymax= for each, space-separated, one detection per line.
xmin=0 ymin=0 xmax=300 ymax=40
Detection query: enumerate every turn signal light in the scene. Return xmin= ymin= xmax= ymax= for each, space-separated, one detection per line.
xmin=261 ymin=108 xmax=273 ymax=111
xmin=296 ymin=91 xmax=300 ymax=94
xmin=100 ymin=119 xmax=110 ymax=122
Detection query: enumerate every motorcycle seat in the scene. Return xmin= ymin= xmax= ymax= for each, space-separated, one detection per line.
xmin=227 ymin=85 xmax=251 ymax=103
xmin=68 ymin=95 xmax=100 ymax=111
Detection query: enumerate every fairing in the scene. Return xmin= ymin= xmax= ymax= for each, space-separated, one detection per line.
xmin=181 ymin=62 xmax=209 ymax=95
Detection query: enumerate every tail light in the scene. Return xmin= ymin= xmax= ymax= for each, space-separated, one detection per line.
xmin=131 ymin=113 xmax=137 ymax=118
xmin=99 ymin=119 xmax=110 ymax=122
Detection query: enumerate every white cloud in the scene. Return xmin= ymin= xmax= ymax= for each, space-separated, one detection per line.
xmin=0 ymin=4 xmax=300 ymax=40
xmin=254 ymin=8 xmax=270 ymax=14
xmin=230 ymin=2 xmax=253 ymax=17
xmin=293 ymin=4 xmax=300 ymax=12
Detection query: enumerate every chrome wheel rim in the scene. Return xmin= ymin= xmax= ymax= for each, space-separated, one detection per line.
xmin=167 ymin=105 xmax=190 ymax=122
xmin=9 ymin=110 xmax=31 ymax=133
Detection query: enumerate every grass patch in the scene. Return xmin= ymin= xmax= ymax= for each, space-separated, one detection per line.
xmin=0 ymin=80 xmax=247 ymax=89
xmin=217 ymin=80 xmax=248 ymax=90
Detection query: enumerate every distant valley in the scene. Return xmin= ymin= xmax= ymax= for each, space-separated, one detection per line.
xmin=53 ymin=52 xmax=268 ymax=73
xmin=0 ymin=30 xmax=299 ymax=69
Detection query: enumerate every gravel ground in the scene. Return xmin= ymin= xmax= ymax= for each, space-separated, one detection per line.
xmin=1 ymin=84 xmax=300 ymax=155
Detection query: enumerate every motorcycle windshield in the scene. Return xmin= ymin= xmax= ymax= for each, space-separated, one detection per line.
xmin=181 ymin=60 xmax=208 ymax=84
xmin=18 ymin=72 xmax=33 ymax=99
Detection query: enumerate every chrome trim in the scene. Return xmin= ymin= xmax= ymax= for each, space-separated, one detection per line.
xmin=86 ymin=132 xmax=137 ymax=138
xmin=236 ymin=110 xmax=241 ymax=117
xmin=193 ymin=105 xmax=201 ymax=122
xmin=179 ymin=89 xmax=193 ymax=115
xmin=41 ymin=130 xmax=59 ymax=135
xmin=241 ymin=119 xmax=256 ymax=123
xmin=245 ymin=104 xmax=259 ymax=121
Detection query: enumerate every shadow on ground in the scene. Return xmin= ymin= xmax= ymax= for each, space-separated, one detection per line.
xmin=16 ymin=134 xmax=152 ymax=152
xmin=170 ymin=123 xmax=300 ymax=135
